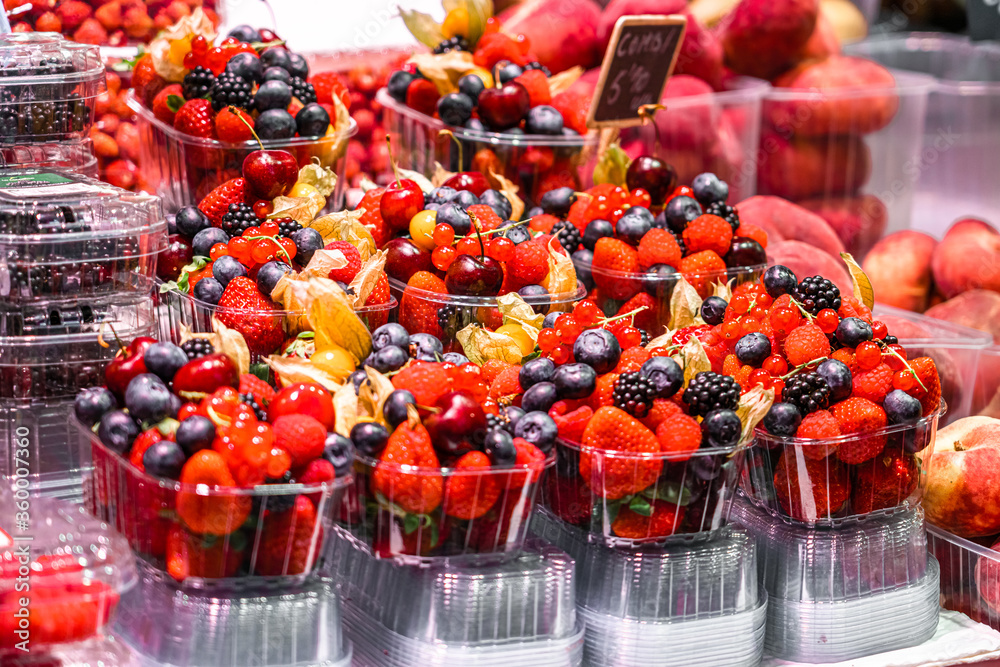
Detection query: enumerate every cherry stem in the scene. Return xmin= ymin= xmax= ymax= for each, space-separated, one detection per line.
xmin=638 ymin=103 xmax=666 ymax=155
xmin=788 ymin=297 xmax=815 ymax=322
xmin=780 ymin=357 xmax=827 ymax=380
xmin=453 ymin=220 xmax=524 ymax=244
xmin=467 ymin=210 xmax=486 ymax=258
xmin=106 ymin=322 xmax=128 ymax=355
xmin=229 ymin=106 xmax=264 ymax=150
xmin=386 ymin=134 xmax=401 ymax=187
xmin=438 ymin=129 xmax=462 ymax=169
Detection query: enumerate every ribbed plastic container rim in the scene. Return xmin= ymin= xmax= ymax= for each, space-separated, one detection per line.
xmin=356 ymin=450 xmax=555 ymax=476
xmin=586 ymin=261 xmax=767 ymax=282
xmin=753 ymin=401 xmax=945 ymax=448
xmin=164 ymin=284 xmax=398 ymax=317
xmin=0 ymin=294 xmax=156 ymax=351
xmin=389 ymin=276 xmax=587 ymax=308
xmin=558 ymin=436 xmax=745 ymax=462
xmin=0 ymin=32 xmax=105 ymax=88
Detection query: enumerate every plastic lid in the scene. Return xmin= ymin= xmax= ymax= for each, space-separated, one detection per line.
xmin=0 ymin=32 xmax=104 ymax=85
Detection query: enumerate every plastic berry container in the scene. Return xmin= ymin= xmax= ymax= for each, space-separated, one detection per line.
xmin=336 ymin=451 xmax=555 ymax=565
xmin=129 ymin=92 xmax=357 ymax=216
xmin=0 ymin=488 xmax=137 ymax=652
xmin=78 ymin=419 xmax=352 ymax=587
xmin=542 ymin=438 xmax=748 ymax=548
xmin=158 ymin=285 xmax=397 ymax=363
xmin=740 ymin=404 xmax=944 ymax=526
xmin=0 ymin=167 xmax=166 ymax=305
xmin=0 ymin=140 xmax=98 ymax=178
xmin=927 ymin=524 xmax=1000 ymax=632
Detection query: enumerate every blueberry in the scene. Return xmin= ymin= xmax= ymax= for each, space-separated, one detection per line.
xmin=763 ymin=265 xmax=797 ymax=298
xmin=255 ymin=109 xmax=296 ymax=140
xmin=436 ymin=202 xmax=472 ymax=236
xmin=552 ymin=363 xmax=596 ymax=399
xmin=664 ymin=195 xmax=702 ymax=233
xmin=525 ymin=105 xmax=563 ymax=135
xmin=836 ymin=317 xmax=873 ymax=347
xmin=212 ymin=255 xmax=247 ymax=288
xmin=387 ymin=70 xmax=415 ymax=102
xmin=193 ymin=276 xmax=223 ymax=305
xmin=495 ymin=61 xmax=524 ymax=84
xmin=522 ymin=381 xmax=557 ymax=413
xmin=640 ymin=357 xmax=683 ymax=399
xmin=735 ymin=332 xmax=772 ymax=366
xmin=885 ymin=389 xmax=922 ymax=425
xmin=373 ymin=323 xmax=410 ymax=351
xmin=254 ymin=79 xmax=292 ymax=112
xmin=286 ymin=51 xmax=309 ymax=79
xmin=176 ymin=415 xmax=216 ymax=456
xmin=383 ymin=389 xmax=416 ymax=427
xmin=652 ymin=210 xmax=669 ymax=229
xmin=518 ymin=284 xmax=549 ymax=298
xmin=263 ymin=65 xmax=292 ymax=84
xmin=430 ymin=186 xmax=458 ymax=204
xmin=192 ymin=227 xmax=229 ymax=257
xmin=572 ymin=249 xmax=594 ymax=290
xmin=520 ymin=357 xmax=556 ymax=390
xmin=457 ymin=74 xmax=486 ymax=103
xmin=616 ymin=210 xmax=652 ymax=245
xmin=370 ymin=345 xmax=408 ymax=373
xmin=542 ymin=313 xmax=560 ymax=328
xmin=526 ymin=206 xmax=544 ymax=219
xmin=763 ymin=402 xmax=802 ymax=437
xmin=443 ymin=352 xmax=469 ymax=365
xmin=816 ymin=358 xmax=853 ymax=402
xmin=73 ymin=387 xmax=117 ymax=427
xmin=573 ymin=328 xmax=621 ymax=374
xmin=409 ymin=333 xmax=443 ymax=360
xmin=351 ymin=422 xmax=390 ymax=457
xmin=142 ymin=440 xmax=186 ymax=480
xmin=724 ymin=238 xmax=767 ymax=269
xmin=256 ymin=261 xmax=292 ymax=296
xmin=424 ymin=203 xmax=441 ymax=212
xmin=453 ymin=190 xmax=480 ymax=209
xmin=504 ymin=223 xmax=531 ymax=245
xmin=702 ymin=409 xmax=742 ymax=448
xmin=143 ymin=342 xmax=188 ymax=383
xmin=260 ymin=47 xmax=293 ymax=73
xmin=502 ymin=406 xmax=526 ymax=431
xmin=479 ymin=189 xmax=512 ymax=220
xmin=125 ymin=374 xmax=172 ymax=424
xmin=323 ymin=433 xmax=354 ymax=477
xmin=623 ymin=206 xmax=654 ymax=225
xmin=97 ymin=410 xmax=139 ymax=455
xmin=174 ymin=206 xmax=209 ymax=239
xmin=484 ymin=429 xmax=517 ymax=468
xmin=225 ymin=51 xmax=263 ymax=84
xmin=167 ymin=393 xmax=183 ymax=418
xmin=465 ymin=117 xmax=486 ymax=132
xmin=289 ymin=227 xmax=324 ymax=264
xmin=227 ymin=24 xmax=261 ymax=42
xmin=701 ymin=296 xmax=728 ymax=326
xmin=690 ymin=454 xmax=725 ymax=481
xmin=691 ymin=172 xmax=729 ymax=206
xmin=540 ymin=187 xmax=576 ymax=217
xmin=642 ymin=263 xmax=678 ymax=298
xmin=349 ymin=369 xmax=368 ymax=394
xmin=582 ymin=218 xmax=613 ymax=251
xmin=514 ymin=411 xmax=558 ymax=453
xmin=437 ymin=92 xmax=474 ymax=126
xmin=296 ymin=103 xmax=330 ymax=137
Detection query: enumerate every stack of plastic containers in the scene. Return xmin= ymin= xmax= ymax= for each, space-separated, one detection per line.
xmin=0 ymin=167 xmax=164 ymax=501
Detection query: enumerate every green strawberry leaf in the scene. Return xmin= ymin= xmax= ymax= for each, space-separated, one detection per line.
xmin=520 ymin=349 xmax=542 ymax=364
xmin=249 ymin=362 xmax=271 ymax=383
xmin=604 ymin=498 xmax=624 ymax=525
xmin=628 ymin=496 xmax=653 ymax=517
xmin=166 ymin=94 xmax=185 ymax=113
xmin=403 ymin=513 xmax=421 ymax=535
xmin=168 ymin=256 xmax=209 ymax=294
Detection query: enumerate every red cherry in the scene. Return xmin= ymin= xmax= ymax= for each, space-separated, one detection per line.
xmin=379 ymin=178 xmax=424 ymax=232
xmin=385 ymin=238 xmax=432 ymax=282
xmin=172 ymin=353 xmax=239 ymax=398
xmin=444 ymin=254 xmax=504 ymax=296
xmin=104 ymin=337 xmax=156 ymax=398
xmin=442 ymin=172 xmax=491 ymax=197
xmin=268 ymin=383 xmax=335 ymax=430
xmin=243 ymin=149 xmax=298 ymax=201
xmin=477 ymin=81 xmax=530 ymax=131
xmin=157 ymin=234 xmax=193 ymax=281
xmin=423 ymin=390 xmax=486 ymax=457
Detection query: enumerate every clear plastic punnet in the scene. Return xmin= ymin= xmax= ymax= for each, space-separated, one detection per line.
xmin=0 ymin=167 xmax=166 ymax=304
xmin=0 ymin=33 xmax=105 ymax=144
xmin=0 ymin=489 xmax=137 ymax=654
xmin=0 ymin=140 xmax=98 ymax=178
xmin=928 ymin=525 xmax=1000 ymax=632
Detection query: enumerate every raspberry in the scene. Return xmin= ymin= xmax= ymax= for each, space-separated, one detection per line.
xmin=613 ymin=372 xmax=657 ymax=418
xmin=272 ymin=414 xmax=327 ymax=468
xmin=679 ymin=250 xmax=726 ymax=296
xmin=792 ymin=276 xmax=842 ymax=316
xmin=774 ymin=448 xmax=851 ymax=522
xmin=549 ymin=400 xmax=593 ymax=443
xmin=683 ymin=371 xmax=740 ymax=417
xmin=832 ymin=347 xmax=858 ymax=375
xmin=239 ymin=373 xmax=276 ymax=404
xmin=831 ymin=397 xmax=888 ymax=464
xmin=682 ymin=214 xmax=733 ymax=257
xmin=614 ymin=346 xmax=653 ymax=374
xmin=588 ymin=373 xmax=620 ymax=410
xmin=592 ymin=237 xmax=640 ymax=300
xmin=551 ymin=88 xmax=590 ymax=136
xmin=309 ymin=72 xmax=350 ymax=108
xmin=399 ymin=271 xmax=447 ymax=338
xmin=637 ymin=228 xmax=682 ymax=270
xmin=473 ymin=32 xmax=529 ymax=71
xmin=514 ymin=69 xmax=551 ymax=107
xmin=356 ymin=187 xmax=390 ymax=247
xmin=852 ymin=363 xmax=894 ymax=404
xmin=795 ymin=409 xmax=841 ymax=460
xmin=481 ymin=359 xmax=513 ymax=384
xmin=405 ymin=78 xmax=440 ymax=116
xmin=655 ymin=413 xmax=701 ymax=460
xmin=838 ymin=295 xmax=873 ymax=324
xmin=510 ymin=241 xmax=549 ymax=288
xmin=529 ymin=213 xmax=559 ymax=233
xmin=783 ymin=322 xmax=832 ymax=367
xmin=489 ymin=365 xmax=523 ymax=401
xmin=903 ymin=356 xmax=941 ymax=416
xmin=617 ymin=293 xmax=659 ymax=335
xmin=640 ymin=398 xmax=683 ymax=431
xmin=468 ymin=204 xmax=502 ymax=233
xmin=580 ymin=406 xmax=661 ymax=499
xmin=782 ymin=372 xmax=831 ymax=415
xmin=737 ymin=222 xmax=768 ymax=250
xmin=325 ymin=240 xmax=362 ymax=283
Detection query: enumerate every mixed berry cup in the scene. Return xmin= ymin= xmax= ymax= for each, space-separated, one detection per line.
xmin=542 ymin=437 xmax=747 ymax=547
xmin=337 ymin=451 xmax=555 ymax=565
xmin=741 ymin=405 xmax=943 ymax=525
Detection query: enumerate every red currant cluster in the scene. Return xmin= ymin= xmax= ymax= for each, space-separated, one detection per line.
xmin=565 ymin=183 xmax=653 ymax=229
xmin=429 ymin=220 xmax=518 ymax=272
xmin=183 ymin=34 xmax=261 ymax=75
xmin=537 ymin=300 xmax=649 ymax=365
xmin=209 ymin=215 xmax=298 ymax=269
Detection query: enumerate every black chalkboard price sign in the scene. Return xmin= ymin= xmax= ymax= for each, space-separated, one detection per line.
xmin=586 ymin=15 xmax=688 ymax=129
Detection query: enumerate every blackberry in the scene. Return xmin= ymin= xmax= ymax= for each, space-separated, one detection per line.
xmin=240 ymin=392 xmax=269 ymax=421
xmin=259 ymin=470 xmax=297 ymax=513
xmin=782 ymin=372 xmax=831 ymax=416
xmin=433 ymin=36 xmax=470 ymax=54
xmin=705 ymin=201 xmax=740 ymax=232
xmin=613 ymin=372 xmax=657 ymax=418
xmin=552 ymin=220 xmax=582 ymax=253
xmin=276 ymin=217 xmax=301 ymax=238
xmin=289 ymin=77 xmax=317 ymax=105
xmin=791 ymin=276 xmax=842 ymax=315
xmin=523 ymin=61 xmax=552 ymax=77
xmin=640 ymin=330 xmax=650 ymax=347
xmin=437 ymin=304 xmax=473 ymax=339
xmin=220 ymin=203 xmax=257 ymax=237
xmin=671 ymin=229 xmax=686 ymax=256
xmin=486 ymin=413 xmax=511 ymax=433
xmin=211 ymin=72 xmax=253 ymax=112
xmin=182 ymin=66 xmax=215 ymax=100
xmin=884 ymin=335 xmax=898 ymax=346
xmin=181 ymin=339 xmax=215 ymax=360
xmin=682 ymin=371 xmax=740 ymax=417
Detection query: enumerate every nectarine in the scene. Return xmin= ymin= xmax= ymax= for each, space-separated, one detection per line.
xmin=931 ymin=218 xmax=1000 ymax=298
xmin=757 ymin=131 xmax=871 ymax=201
xmin=720 ymin=0 xmax=818 ymax=80
xmin=737 ymin=195 xmax=845 ymax=255
xmin=924 ymin=416 xmax=1000 ymax=537
xmin=862 ymin=230 xmax=936 ymax=312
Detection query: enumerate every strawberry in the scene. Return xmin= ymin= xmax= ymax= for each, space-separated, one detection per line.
xmin=655 ymin=414 xmax=702 ymax=460
xmin=851 ymin=449 xmax=918 ymax=514
xmin=132 ymin=53 xmax=165 ymax=107
xmin=393 ymin=362 xmax=452 ymax=407
xmin=0 ymin=580 xmax=116 ymax=647
xmin=510 ymin=437 xmax=547 ymax=488
xmin=373 ymin=509 xmax=449 ymax=558
xmin=405 ymin=78 xmax=440 ymax=116
xmin=176 ymin=450 xmax=252 ymax=535
xmin=239 ymin=373 xmax=276 ymax=404
xmin=152 ymin=83 xmax=183 ymax=125
xmin=549 ymin=400 xmax=593 ymax=443
xmin=488 ymin=364 xmax=523 ymax=401
xmin=853 ymin=363 xmax=894 ymax=404
xmin=357 ymin=187 xmax=390 ymax=247
xmin=254 ymin=495 xmax=319 ymax=576
xmin=614 ymin=342 xmax=653 ymax=373
xmin=616 ymin=292 xmax=660 ymax=338
xmin=166 ymin=524 xmax=243 ymax=581
xmin=679 ymin=250 xmax=726 ymax=297
xmin=592 ymin=237 xmax=640 ymax=301
xmin=466 ymin=490 xmax=533 ymax=552
xmin=57 ymin=0 xmax=92 ymax=31
xmin=399 ymin=271 xmax=447 ymax=337
xmin=128 ymin=428 xmax=164 ymax=471
xmin=831 ymin=397 xmax=888 ymax=464
xmin=514 ymin=69 xmax=551 ymax=106
xmin=482 ymin=359 xmax=513 ymax=384
xmin=443 ymin=451 xmax=502 ymax=520
xmin=215 ymin=277 xmax=286 ymax=358
xmin=902 ymin=356 xmax=941 ymax=416
xmin=795 ymin=409 xmax=841 ymax=460
xmin=637 ymin=228 xmax=682 ymax=270
xmin=363 ymin=273 xmax=391 ymax=329
xmin=682 ymin=214 xmax=733 ymax=257
xmin=272 ymin=414 xmax=327 ymax=468
xmin=738 ymin=222 xmax=768 ymax=249
xmin=373 ymin=422 xmax=443 ymax=515
xmin=640 ymin=398 xmax=683 ymax=431
xmin=611 ymin=499 xmax=685 ymax=540
xmin=173 ymin=98 xmax=215 ymax=138
xmin=579 ymin=406 xmax=661 ymax=500
xmin=310 ymin=71 xmax=351 ymax=107
xmin=199 ymin=177 xmax=247 ymax=228
xmin=783 ymin=322 xmax=832 ymax=367
xmin=215 ymin=106 xmax=254 ymax=143
xmin=774 ymin=448 xmax=851 ymax=522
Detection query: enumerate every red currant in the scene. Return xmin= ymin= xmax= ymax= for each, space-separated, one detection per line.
xmin=572 ymin=300 xmax=602 ymax=327
xmin=749 ymin=368 xmax=771 ymax=388
xmin=722 ymin=319 xmax=742 ymax=340
xmin=191 ymin=35 xmax=208 ymax=55
xmin=629 ymin=188 xmax=652 ymax=209
xmin=884 ymin=344 xmax=907 ymax=371
xmin=259 ymin=220 xmax=280 ymax=236
xmin=770 ymin=307 xmax=799 ymax=333
xmin=537 ymin=328 xmax=560 ymax=352
xmin=277 ymin=238 xmax=297 ymax=261
xmin=816 ymin=309 xmax=840 ymax=334
xmin=456 ymin=237 xmax=480 ymax=256
xmin=856 ymin=340 xmax=882 ymax=370
xmin=487 ymin=237 xmax=514 ymax=263
xmin=555 ymin=314 xmax=583 ymax=345
xmin=432 ymin=245 xmax=457 ymax=271
xmin=209 ymin=243 xmax=228 ymax=260
xmin=244 ymin=226 xmax=260 ymax=237
xmin=615 ymin=326 xmax=643 ymax=350
xmin=251 ymin=239 xmax=276 ymax=264
xmin=548 ymin=344 xmax=572 ymax=365
xmin=253 ymin=201 xmax=273 ymax=218
xmin=893 ymin=369 xmax=916 ymax=391
xmin=762 ymin=355 xmax=789 ymax=376
xmin=432 ymin=223 xmax=455 ymax=247
xmin=730 ymin=295 xmax=750 ymax=315
xmin=872 ymin=320 xmax=888 ymax=339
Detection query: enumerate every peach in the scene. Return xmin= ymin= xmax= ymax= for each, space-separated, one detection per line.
xmin=923 ymin=416 xmax=1000 ymax=537
xmin=597 ymin=0 xmax=687 ymax=55
xmin=499 ymin=0 xmax=604 ymax=74
xmin=797 ymin=10 xmax=841 ymax=62
xmin=736 ymin=195 xmax=844 ymax=255
xmin=800 ymin=195 xmax=886 ymax=258
xmin=675 ymin=12 xmax=725 ymax=90
xmin=861 ymin=230 xmax=937 ymax=312
xmin=756 ymin=131 xmax=871 ymax=201
xmin=719 ymin=0 xmax=818 ymax=80
xmin=766 ymin=239 xmax=852 ymax=294
xmin=931 ymin=218 xmax=1000 ymax=299
xmin=765 ymin=56 xmax=899 ymax=137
